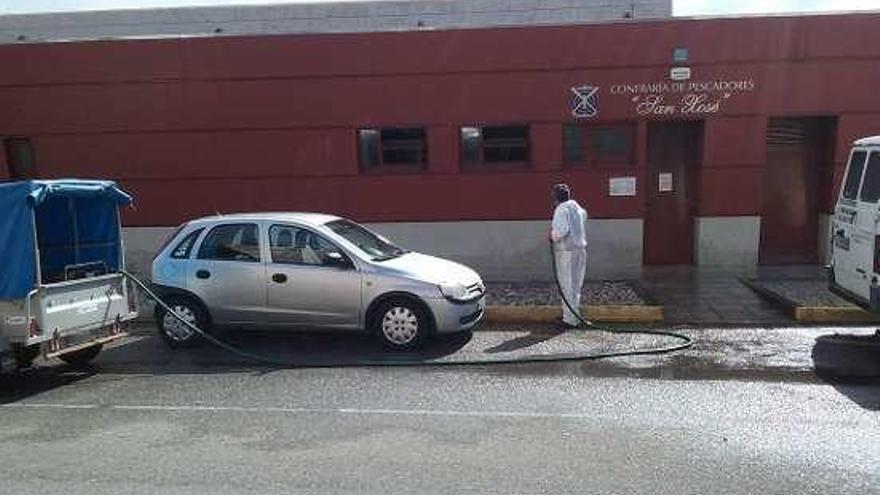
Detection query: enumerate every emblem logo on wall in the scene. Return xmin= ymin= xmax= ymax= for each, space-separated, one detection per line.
xmin=570 ymin=85 xmax=599 ymax=118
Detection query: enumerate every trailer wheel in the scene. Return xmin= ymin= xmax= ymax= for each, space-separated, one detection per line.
xmin=59 ymin=344 xmax=103 ymax=367
xmin=13 ymin=345 xmax=40 ymax=369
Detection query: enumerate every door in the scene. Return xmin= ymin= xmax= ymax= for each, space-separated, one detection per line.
xmin=188 ymin=223 xmax=266 ymax=326
xmin=760 ymin=118 xmax=834 ymax=264
xmin=644 ymin=121 xmax=702 ymax=264
xmin=264 ymin=224 xmax=362 ymax=329
xmin=846 ymin=150 xmax=880 ymax=300
xmin=832 ymin=149 xmax=868 ymax=297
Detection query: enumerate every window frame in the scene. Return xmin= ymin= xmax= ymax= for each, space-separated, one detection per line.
xmin=196 ymin=223 xmax=262 ymax=263
xmin=562 ymin=122 xmax=636 ymax=168
xmin=268 ymin=223 xmax=354 ymax=268
xmin=859 ymin=151 xmax=880 ymax=203
xmin=357 ymin=126 xmax=428 ymax=172
xmin=841 ymin=149 xmax=869 ymax=202
xmin=459 ymin=123 xmax=531 ymax=170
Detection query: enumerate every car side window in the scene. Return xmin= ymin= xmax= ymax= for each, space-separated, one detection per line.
xmin=197 ymin=224 xmax=261 ymax=262
xmin=842 ymin=150 xmax=867 ymax=201
xmin=170 ymin=228 xmax=204 ymax=259
xmin=859 ymin=152 xmax=880 ymax=203
xmin=269 ymin=224 xmax=349 ymax=267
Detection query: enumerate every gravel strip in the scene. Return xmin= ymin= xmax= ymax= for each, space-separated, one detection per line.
xmin=747 ymin=279 xmax=856 ymax=308
xmin=486 ymin=281 xmax=647 ymax=306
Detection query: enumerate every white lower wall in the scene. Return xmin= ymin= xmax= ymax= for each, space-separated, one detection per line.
xmin=367 ymin=219 xmax=643 ymax=282
xmin=695 ymin=216 xmax=760 ymax=272
xmin=123 ymin=215 xmax=828 ymax=282
xmin=122 ymin=227 xmax=176 ymax=279
xmin=122 ymin=219 xmax=644 ymax=283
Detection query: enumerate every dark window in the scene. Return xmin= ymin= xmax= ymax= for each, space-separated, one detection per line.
xmin=843 ymin=151 xmax=867 ymax=201
xmin=358 ymin=129 xmax=380 ymax=167
xmin=563 ymin=124 xmax=635 ymax=166
xmin=171 ymin=228 xmax=204 ymax=259
xmin=4 ymin=138 xmax=36 ymax=178
xmin=197 ymin=224 xmax=260 ymax=262
xmin=461 ymin=125 xmax=530 ymax=165
xmin=358 ymin=127 xmax=427 ymax=168
xmin=269 ymin=224 xmax=350 ymax=267
xmin=859 ymin=152 xmax=880 ymax=203
xmin=460 ymin=127 xmax=481 ymax=164
xmin=562 ymin=125 xmax=584 ymax=163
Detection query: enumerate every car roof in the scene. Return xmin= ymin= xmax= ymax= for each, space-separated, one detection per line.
xmin=854 ymin=135 xmax=880 ymax=146
xmin=188 ymin=212 xmax=343 ymax=227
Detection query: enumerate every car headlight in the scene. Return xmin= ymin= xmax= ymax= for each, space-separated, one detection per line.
xmin=439 ymin=282 xmax=470 ymax=302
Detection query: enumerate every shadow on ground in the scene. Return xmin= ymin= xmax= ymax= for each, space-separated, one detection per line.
xmin=94 ymin=329 xmax=476 ymax=372
xmin=812 ymin=332 xmax=880 ymax=411
xmin=0 ymin=368 xmax=96 ymax=404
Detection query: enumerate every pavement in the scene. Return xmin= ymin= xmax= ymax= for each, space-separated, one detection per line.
xmin=486 ymin=265 xmax=869 ymax=326
xmin=3 ymin=266 xmax=878 ymax=494
xmin=1 ymin=323 xmax=879 ymax=495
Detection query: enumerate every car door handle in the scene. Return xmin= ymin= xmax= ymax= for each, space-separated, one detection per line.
xmin=272 ymin=273 xmax=288 ymax=284
xmin=196 ymin=269 xmax=211 ymax=279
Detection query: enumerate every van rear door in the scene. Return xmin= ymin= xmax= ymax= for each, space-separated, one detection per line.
xmin=851 ymin=151 xmax=880 ymax=299
xmin=832 ymin=149 xmax=868 ymax=299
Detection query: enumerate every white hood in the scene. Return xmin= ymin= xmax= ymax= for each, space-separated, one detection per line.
xmin=376 ymin=252 xmax=482 ymax=286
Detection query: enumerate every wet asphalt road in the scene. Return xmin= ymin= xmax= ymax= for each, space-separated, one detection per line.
xmin=1 ymin=324 xmax=879 ymax=495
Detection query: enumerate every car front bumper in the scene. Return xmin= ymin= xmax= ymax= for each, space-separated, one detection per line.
xmin=426 ymin=296 xmax=486 ymax=333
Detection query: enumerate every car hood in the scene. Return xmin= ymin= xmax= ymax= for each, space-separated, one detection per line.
xmin=376 ymin=252 xmax=482 ymax=286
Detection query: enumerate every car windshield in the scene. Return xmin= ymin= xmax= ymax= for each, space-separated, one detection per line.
xmin=325 ymin=219 xmax=408 ymax=261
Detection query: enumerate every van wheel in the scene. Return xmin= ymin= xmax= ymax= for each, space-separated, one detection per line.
xmin=59 ymin=344 xmax=103 ymax=367
xmin=373 ymin=297 xmax=430 ymax=350
xmin=157 ymin=297 xmax=208 ymax=348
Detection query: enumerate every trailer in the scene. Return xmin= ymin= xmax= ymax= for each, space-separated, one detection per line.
xmin=0 ymin=180 xmax=138 ymax=371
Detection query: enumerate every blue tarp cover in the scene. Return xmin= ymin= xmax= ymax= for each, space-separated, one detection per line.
xmin=0 ymin=180 xmax=132 ymax=299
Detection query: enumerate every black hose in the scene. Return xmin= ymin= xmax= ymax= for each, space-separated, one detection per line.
xmin=122 ymin=254 xmax=691 ymax=367
xmin=548 ymin=242 xmax=693 ymax=356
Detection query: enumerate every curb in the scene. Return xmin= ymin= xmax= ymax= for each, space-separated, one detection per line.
xmin=483 ymin=304 xmax=664 ymax=324
xmin=741 ymin=279 xmax=880 ymax=323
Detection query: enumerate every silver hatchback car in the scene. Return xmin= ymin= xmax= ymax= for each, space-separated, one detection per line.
xmin=151 ymin=213 xmax=485 ymax=349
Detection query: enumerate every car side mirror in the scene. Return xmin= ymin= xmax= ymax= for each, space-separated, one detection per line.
xmin=326 ymin=251 xmax=352 ymax=269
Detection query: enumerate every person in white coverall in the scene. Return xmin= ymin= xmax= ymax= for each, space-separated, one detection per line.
xmin=550 ymin=183 xmax=589 ymax=328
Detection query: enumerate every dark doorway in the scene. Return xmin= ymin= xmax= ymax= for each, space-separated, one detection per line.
xmin=760 ymin=117 xmax=835 ymax=265
xmin=644 ymin=121 xmax=703 ymax=265
xmin=3 ymin=138 xmax=36 ymax=179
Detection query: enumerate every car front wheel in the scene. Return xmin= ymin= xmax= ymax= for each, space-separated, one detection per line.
xmin=373 ymin=297 xmax=430 ymax=350
xmin=157 ymin=297 xmax=209 ymax=348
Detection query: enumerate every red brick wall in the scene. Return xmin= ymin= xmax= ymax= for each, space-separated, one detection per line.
xmin=1 ymin=13 xmax=879 ymax=225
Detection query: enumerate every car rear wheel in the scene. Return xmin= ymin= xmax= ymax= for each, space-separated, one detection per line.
xmin=59 ymin=344 xmax=103 ymax=367
xmin=373 ymin=297 xmax=430 ymax=350
xmin=157 ymin=297 xmax=208 ymax=348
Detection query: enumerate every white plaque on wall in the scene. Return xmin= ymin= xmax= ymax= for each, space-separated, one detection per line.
xmin=658 ymin=172 xmax=673 ymax=192
xmin=609 ymin=177 xmax=637 ymax=197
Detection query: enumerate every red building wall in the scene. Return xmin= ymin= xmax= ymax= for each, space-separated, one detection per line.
xmin=2 ymin=13 xmax=880 ymax=226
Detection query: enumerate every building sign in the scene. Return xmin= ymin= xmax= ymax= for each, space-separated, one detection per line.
xmin=609 ymin=78 xmax=755 ymax=117
xmin=609 ymin=177 xmax=637 ymax=197
xmin=570 ymin=85 xmax=599 ymax=118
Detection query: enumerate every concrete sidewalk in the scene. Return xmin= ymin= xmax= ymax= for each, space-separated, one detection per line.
xmin=484 ymin=265 xmax=879 ymax=327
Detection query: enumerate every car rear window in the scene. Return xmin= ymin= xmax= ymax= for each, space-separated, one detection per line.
xmin=842 ymin=150 xmax=867 ymax=200
xmin=171 ymin=228 xmax=204 ymax=259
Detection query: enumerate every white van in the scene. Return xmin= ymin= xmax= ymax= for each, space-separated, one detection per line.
xmin=830 ymin=136 xmax=880 ymax=310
